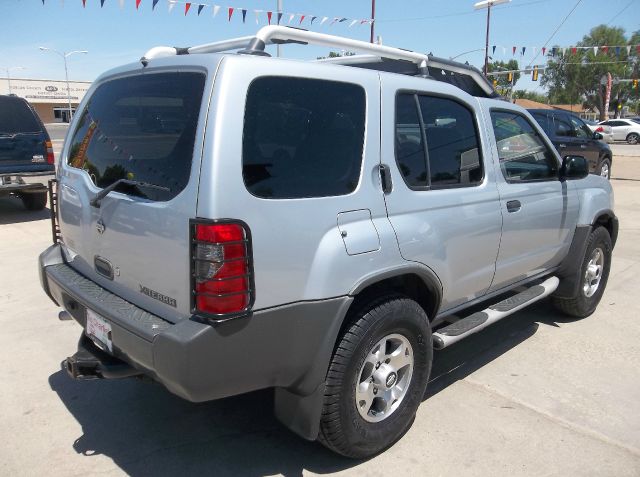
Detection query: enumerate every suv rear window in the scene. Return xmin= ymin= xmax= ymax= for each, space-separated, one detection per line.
xmin=0 ymin=96 xmax=43 ymax=134
xmin=242 ymin=77 xmax=366 ymax=199
xmin=67 ymin=72 xmax=206 ymax=201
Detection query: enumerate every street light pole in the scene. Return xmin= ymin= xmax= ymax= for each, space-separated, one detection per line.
xmin=4 ymin=66 xmax=25 ymax=95
xmin=276 ymin=0 xmax=283 ymax=57
xmin=474 ymin=0 xmax=511 ymax=77
xmin=38 ymin=47 xmax=88 ymax=122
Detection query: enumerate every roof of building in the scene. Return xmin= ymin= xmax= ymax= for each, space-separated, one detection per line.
xmin=514 ymin=99 xmax=553 ymax=110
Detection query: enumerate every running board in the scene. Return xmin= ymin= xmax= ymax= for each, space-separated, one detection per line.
xmin=432 ymin=276 xmax=560 ymax=350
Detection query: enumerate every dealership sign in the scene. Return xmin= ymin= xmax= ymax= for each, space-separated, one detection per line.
xmin=0 ymin=78 xmax=91 ymax=104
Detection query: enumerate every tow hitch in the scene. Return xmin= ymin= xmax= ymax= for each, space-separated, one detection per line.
xmin=63 ymin=335 xmax=141 ymax=380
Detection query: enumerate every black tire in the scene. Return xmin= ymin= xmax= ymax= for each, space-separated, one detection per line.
xmin=597 ymin=158 xmax=611 ymax=179
xmin=318 ymin=296 xmax=432 ymax=458
xmin=627 ymin=133 xmax=640 ymax=145
xmin=21 ymin=191 xmax=47 ymax=211
xmin=552 ymin=226 xmax=612 ymax=318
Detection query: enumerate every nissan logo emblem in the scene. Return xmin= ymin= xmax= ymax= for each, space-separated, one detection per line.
xmin=45 ymin=86 xmax=58 ymax=92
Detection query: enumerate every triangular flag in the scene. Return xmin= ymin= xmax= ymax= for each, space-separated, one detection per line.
xmin=82 ymin=0 xmax=86 ymax=7
xmin=212 ymin=5 xmax=220 ymax=17
xmin=242 ymin=9 xmax=247 ymax=23
xmin=349 ymin=20 xmax=357 ymax=27
xmin=197 ymin=4 xmax=204 ymax=15
xmin=119 ymin=0 xmax=124 ymax=9
xmin=521 ymin=46 xmax=526 ymax=55
xmin=320 ymin=17 xmax=328 ymax=25
xmin=626 ymin=45 xmax=631 ymax=55
xmin=100 ymin=0 xmax=106 ymax=7
xmin=571 ymin=47 xmax=577 ymax=55
xmin=277 ymin=12 xmax=282 ymax=24
xmin=492 ymin=45 xmax=496 ymax=54
xmin=542 ymin=47 xmax=546 ymax=56
xmin=562 ymin=47 xmax=567 ymax=56
xmin=267 ymin=11 xmax=272 ymax=24
xmin=512 ymin=46 xmax=516 ymax=55
xmin=152 ymin=0 xmax=159 ymax=10
xmin=636 ymin=45 xmax=640 ymax=55
xmin=602 ymin=46 xmax=609 ymax=54
xmin=168 ymin=0 xmax=175 ymax=13
xmin=330 ymin=18 xmax=338 ymax=25
xmin=288 ymin=14 xmax=295 ymax=24
xmin=184 ymin=2 xmax=191 ymax=15
xmin=310 ymin=16 xmax=317 ymax=24
xmin=593 ymin=46 xmax=598 ymax=55
xmin=228 ymin=7 xmax=233 ymax=21
xmin=299 ymin=15 xmax=305 ymax=24
xmin=42 ymin=0 xmax=44 ymax=4
xmin=339 ymin=18 xmax=348 ymax=23
xmin=533 ymin=46 xmax=537 ymax=56
xmin=615 ymin=46 xmax=621 ymax=57
xmin=502 ymin=47 xmax=506 ymax=55
xmin=136 ymin=0 xmax=141 ymax=9
xmin=254 ymin=10 xmax=260 ymax=24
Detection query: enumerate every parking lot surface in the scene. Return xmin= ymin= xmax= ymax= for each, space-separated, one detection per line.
xmin=1 ymin=141 xmax=639 ymax=476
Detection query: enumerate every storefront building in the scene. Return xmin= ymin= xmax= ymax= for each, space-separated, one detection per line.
xmin=0 ymin=77 xmax=91 ymax=123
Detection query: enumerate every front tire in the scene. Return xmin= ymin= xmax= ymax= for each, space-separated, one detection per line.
xmin=21 ymin=191 xmax=47 ymax=211
xmin=318 ymin=297 xmax=432 ymax=458
xmin=552 ymin=226 xmax=612 ymax=317
xmin=627 ymin=133 xmax=640 ymax=145
xmin=598 ymin=158 xmax=611 ymax=179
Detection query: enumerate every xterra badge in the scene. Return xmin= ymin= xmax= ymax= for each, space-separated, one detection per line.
xmin=139 ymin=284 xmax=177 ymax=308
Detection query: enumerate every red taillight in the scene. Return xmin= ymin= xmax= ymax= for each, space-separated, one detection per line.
xmin=595 ymin=126 xmax=604 ymax=133
xmin=191 ymin=221 xmax=253 ymax=319
xmin=45 ymin=140 xmax=54 ymax=165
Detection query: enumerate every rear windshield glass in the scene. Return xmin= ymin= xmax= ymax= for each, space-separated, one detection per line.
xmin=67 ymin=72 xmax=205 ymax=201
xmin=242 ymin=76 xmax=366 ymax=199
xmin=0 ymin=96 xmax=43 ymax=134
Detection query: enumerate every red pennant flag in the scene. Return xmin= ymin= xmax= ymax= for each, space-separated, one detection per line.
xmin=299 ymin=15 xmax=305 ymax=24
xmin=636 ymin=45 xmax=640 ymax=55
xmin=267 ymin=11 xmax=272 ymax=24
xmin=571 ymin=47 xmax=577 ymax=55
xmin=542 ymin=47 xmax=546 ymax=56
xmin=512 ymin=46 xmax=516 ymax=55
xmin=136 ymin=0 xmax=141 ymax=9
xmin=82 ymin=0 xmax=86 ymax=7
xmin=228 ymin=7 xmax=234 ymax=21
xmin=184 ymin=3 xmax=191 ymax=15
xmin=601 ymin=46 xmax=609 ymax=54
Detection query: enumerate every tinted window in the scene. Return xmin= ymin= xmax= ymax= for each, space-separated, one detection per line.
xmin=491 ymin=110 xmax=558 ymax=182
xmin=531 ymin=112 xmax=551 ymax=135
xmin=607 ymin=121 xmax=627 ymax=127
xmin=67 ymin=72 xmax=205 ymax=201
xmin=569 ymin=116 xmax=591 ymax=139
xmin=243 ymin=77 xmax=365 ymax=199
xmin=554 ymin=114 xmax=573 ymax=137
xmin=418 ymin=96 xmax=482 ymax=187
xmin=0 ymin=96 xmax=42 ymax=134
xmin=395 ymin=94 xmax=427 ymax=187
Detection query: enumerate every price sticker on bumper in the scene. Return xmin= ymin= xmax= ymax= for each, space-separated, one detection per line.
xmin=86 ymin=309 xmax=113 ymax=353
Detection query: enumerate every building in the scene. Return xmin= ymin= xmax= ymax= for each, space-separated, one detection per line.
xmin=0 ymin=77 xmax=91 ymax=123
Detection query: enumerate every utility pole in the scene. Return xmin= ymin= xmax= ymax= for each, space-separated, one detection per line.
xmin=370 ymin=0 xmax=376 ymax=43
xmin=4 ymin=66 xmax=25 ymax=95
xmin=276 ymin=0 xmax=283 ymax=57
xmin=474 ymin=0 xmax=511 ymax=77
xmin=39 ymin=47 xmax=88 ymax=122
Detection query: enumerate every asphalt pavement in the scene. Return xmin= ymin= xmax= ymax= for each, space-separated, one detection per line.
xmin=0 ymin=128 xmax=638 ymax=476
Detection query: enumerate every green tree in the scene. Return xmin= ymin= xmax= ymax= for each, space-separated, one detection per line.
xmin=487 ymin=60 xmax=521 ymax=95
xmin=542 ymin=25 xmax=632 ymax=120
xmin=512 ymin=90 xmax=549 ymax=103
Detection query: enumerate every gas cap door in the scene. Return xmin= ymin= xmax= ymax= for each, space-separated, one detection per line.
xmin=337 ymin=209 xmax=380 ymax=255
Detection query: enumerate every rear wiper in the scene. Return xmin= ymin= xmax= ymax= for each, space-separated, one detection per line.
xmin=90 ymin=178 xmax=170 ymax=208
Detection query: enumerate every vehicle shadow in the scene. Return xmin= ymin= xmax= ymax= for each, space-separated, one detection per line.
xmin=0 ymin=196 xmax=50 ymax=225
xmin=48 ymin=301 xmax=577 ymax=476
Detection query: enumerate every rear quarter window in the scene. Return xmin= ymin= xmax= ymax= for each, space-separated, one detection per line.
xmin=242 ymin=76 xmax=366 ymax=199
xmin=0 ymin=96 xmax=43 ymax=134
xmin=67 ymin=72 xmax=206 ymax=201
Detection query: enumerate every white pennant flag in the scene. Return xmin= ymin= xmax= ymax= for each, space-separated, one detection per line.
xmin=320 ymin=16 xmax=328 ymax=26
xmin=168 ymin=0 xmax=176 ymax=13
xmin=213 ymin=5 xmax=220 ymax=17
xmin=562 ymin=47 xmax=567 ymax=56
xmin=502 ymin=47 xmax=506 ymax=55
xmin=593 ymin=46 xmax=598 ymax=55
xmin=349 ymin=20 xmax=358 ymax=27
xmin=288 ymin=14 xmax=295 ymax=24
xmin=254 ymin=10 xmax=261 ymax=24
xmin=119 ymin=0 xmax=124 ymax=9
xmin=627 ymin=45 xmax=632 ymax=55
xmin=533 ymin=46 xmax=537 ymax=56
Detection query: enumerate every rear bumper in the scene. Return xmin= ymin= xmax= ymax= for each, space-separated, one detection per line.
xmin=39 ymin=243 xmax=350 ymax=403
xmin=0 ymin=171 xmax=55 ymax=193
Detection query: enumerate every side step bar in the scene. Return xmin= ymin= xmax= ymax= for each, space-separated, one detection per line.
xmin=433 ymin=276 xmax=559 ymax=350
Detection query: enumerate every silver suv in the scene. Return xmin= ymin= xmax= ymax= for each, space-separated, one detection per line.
xmin=39 ymin=26 xmax=617 ymax=458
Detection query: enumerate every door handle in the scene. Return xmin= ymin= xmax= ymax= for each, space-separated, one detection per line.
xmin=506 ymin=200 xmax=521 ymax=213
xmin=580 ymin=144 xmax=587 ymax=149
xmin=558 ymin=144 xmax=567 ymax=148
xmin=379 ymin=164 xmax=393 ymax=194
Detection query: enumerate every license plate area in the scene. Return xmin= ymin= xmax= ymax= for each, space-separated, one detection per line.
xmin=86 ymin=309 xmax=113 ymax=353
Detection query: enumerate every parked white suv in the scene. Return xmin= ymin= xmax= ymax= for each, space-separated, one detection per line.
xmin=39 ymin=26 xmax=617 ymax=458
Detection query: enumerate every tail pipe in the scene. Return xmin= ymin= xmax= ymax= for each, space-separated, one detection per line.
xmin=63 ymin=335 xmax=141 ymax=380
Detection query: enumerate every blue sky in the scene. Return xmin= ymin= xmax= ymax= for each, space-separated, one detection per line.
xmin=1 ymin=0 xmax=638 ymax=93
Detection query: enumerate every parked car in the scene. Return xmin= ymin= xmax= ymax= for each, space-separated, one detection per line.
xmin=529 ymin=109 xmax=613 ymax=179
xmin=599 ymin=118 xmax=640 ymax=144
xmin=0 ymin=95 xmax=55 ymax=210
xmin=583 ymin=118 xmax=614 ymax=143
xmin=39 ymin=26 xmax=617 ymax=459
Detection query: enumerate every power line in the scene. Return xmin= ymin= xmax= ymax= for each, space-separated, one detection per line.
xmin=526 ymin=0 xmax=583 ymax=68
xmin=607 ymin=0 xmax=634 ymax=26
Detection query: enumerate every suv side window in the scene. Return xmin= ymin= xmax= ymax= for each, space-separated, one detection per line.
xmin=242 ymin=76 xmax=366 ymax=199
xmin=554 ymin=114 xmax=573 ymax=137
xmin=531 ymin=112 xmax=551 ymax=135
xmin=395 ymin=93 xmax=482 ymax=189
xmin=569 ymin=115 xmax=591 ymax=139
xmin=490 ymin=110 xmax=558 ymax=182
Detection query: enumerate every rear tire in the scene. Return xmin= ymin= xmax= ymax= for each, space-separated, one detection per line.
xmin=318 ymin=296 xmax=432 ymax=458
xmin=598 ymin=158 xmax=611 ymax=179
xmin=21 ymin=191 xmax=47 ymax=211
xmin=552 ymin=226 xmax=612 ymax=318
xmin=627 ymin=133 xmax=640 ymax=145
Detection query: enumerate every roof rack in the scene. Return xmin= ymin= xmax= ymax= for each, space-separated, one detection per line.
xmin=140 ymin=26 xmax=497 ymax=98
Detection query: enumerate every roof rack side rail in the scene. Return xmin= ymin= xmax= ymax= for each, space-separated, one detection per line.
xmin=241 ymin=26 xmax=429 ymax=73
xmin=426 ymin=55 xmax=496 ymax=97
xmin=141 ymin=36 xmax=255 ymax=64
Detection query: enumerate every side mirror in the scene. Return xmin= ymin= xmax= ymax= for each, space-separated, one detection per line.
xmin=593 ymin=132 xmax=603 ymax=140
xmin=560 ymin=155 xmax=589 ymax=181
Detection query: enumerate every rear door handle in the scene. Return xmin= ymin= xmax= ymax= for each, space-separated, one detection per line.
xmin=558 ymin=144 xmax=567 ymax=148
xmin=506 ymin=200 xmax=521 ymax=213
xmin=580 ymin=144 xmax=587 ymax=149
